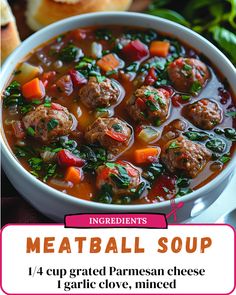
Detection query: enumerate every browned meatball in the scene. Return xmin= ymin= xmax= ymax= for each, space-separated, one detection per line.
xmin=85 ymin=117 xmax=132 ymax=156
xmin=183 ymin=99 xmax=222 ymax=130
xmin=161 ymin=137 xmax=211 ymax=178
xmin=23 ymin=103 xmax=73 ymax=142
xmin=128 ymin=86 xmax=171 ymax=126
xmin=161 ymin=119 xmax=188 ymax=143
xmin=167 ymin=57 xmax=210 ymax=94
xmin=78 ymin=76 xmax=121 ymax=108
xmin=96 ymin=161 xmax=142 ymax=196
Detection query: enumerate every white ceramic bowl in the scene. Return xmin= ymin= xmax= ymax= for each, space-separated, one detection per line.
xmin=1 ymin=12 xmax=236 ymax=222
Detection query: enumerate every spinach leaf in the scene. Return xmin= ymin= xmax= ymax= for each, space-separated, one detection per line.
xmin=210 ymin=26 xmax=236 ymax=64
xmin=47 ymin=119 xmax=59 ymax=131
xmin=176 ymin=187 xmax=193 ymax=197
xmin=176 ymin=177 xmax=190 ymax=188
xmin=206 ymin=138 xmax=226 ymax=153
xmin=142 ymin=163 xmax=164 ymax=182
xmin=59 ymin=44 xmax=81 ymax=62
xmin=3 ymin=81 xmax=24 ymax=107
xmin=183 ymin=130 xmax=209 ymax=141
xmin=80 ymin=145 xmax=107 ymax=172
xmin=224 ymin=128 xmax=236 ymax=141
xmin=219 ymin=153 xmax=231 ymax=164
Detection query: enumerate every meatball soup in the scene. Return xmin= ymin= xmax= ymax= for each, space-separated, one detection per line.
xmin=2 ymin=26 xmax=235 ymax=205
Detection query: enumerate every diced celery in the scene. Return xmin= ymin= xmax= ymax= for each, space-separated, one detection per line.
xmin=137 ymin=127 xmax=159 ymax=143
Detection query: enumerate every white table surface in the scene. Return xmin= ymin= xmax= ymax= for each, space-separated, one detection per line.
xmin=190 ymin=170 xmax=236 ymax=223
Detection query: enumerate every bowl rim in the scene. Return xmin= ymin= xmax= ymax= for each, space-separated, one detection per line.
xmin=1 ymin=11 xmax=236 ymax=211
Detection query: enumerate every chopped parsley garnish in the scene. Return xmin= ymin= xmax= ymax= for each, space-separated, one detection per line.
xmin=96 ymin=75 xmax=106 ymax=83
xmin=145 ymin=100 xmax=159 ymax=111
xmin=44 ymin=96 xmax=52 ymax=108
xmin=26 ymin=127 xmax=35 ymax=136
xmin=20 ymin=104 xmax=33 ymax=114
xmin=112 ymin=123 xmax=122 ymax=132
xmin=32 ymin=100 xmax=41 ymax=105
xmin=168 ymin=141 xmax=180 ymax=149
xmin=181 ymin=95 xmax=191 ymax=101
xmin=43 ymin=164 xmax=57 ymax=182
xmin=190 ymin=81 xmax=202 ymax=94
xmin=28 ymin=157 xmax=43 ymax=171
xmin=47 ymin=119 xmax=59 ymax=131
xmin=183 ymin=64 xmax=192 ymax=71
xmin=219 ymin=153 xmax=231 ymax=164
xmin=144 ymin=90 xmax=165 ymax=106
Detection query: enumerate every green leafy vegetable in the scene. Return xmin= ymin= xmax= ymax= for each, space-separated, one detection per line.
xmin=206 ymin=139 xmax=226 ymax=153
xmin=47 ymin=119 xmax=59 ymax=131
xmin=59 ymin=44 xmax=81 ymax=62
xmin=110 ymin=165 xmax=130 ymax=189
xmin=176 ymin=187 xmax=193 ymax=197
xmin=184 ymin=130 xmax=209 ymax=141
xmin=95 ymin=29 xmax=112 ymax=41
xmin=168 ymin=141 xmax=180 ymax=149
xmin=80 ymin=145 xmax=107 ymax=172
xmin=145 ymin=100 xmax=159 ymax=111
xmin=3 ymin=81 xmax=23 ymax=107
xmin=142 ymin=163 xmax=164 ymax=182
xmin=190 ymin=81 xmax=202 ymax=94
xmin=147 ymin=9 xmax=190 ymax=27
xmin=176 ymin=177 xmax=190 ymax=188
xmin=210 ymin=26 xmax=236 ymax=64
xmin=226 ymin=111 xmax=236 ymax=118
xmin=124 ymin=29 xmax=158 ymax=44
xmin=44 ymin=96 xmax=52 ymax=108
xmin=219 ymin=153 xmax=231 ymax=164
xmin=146 ymin=0 xmax=236 ymax=65
xmin=224 ymin=128 xmax=236 ymax=141
xmin=26 ymin=127 xmax=35 ymax=136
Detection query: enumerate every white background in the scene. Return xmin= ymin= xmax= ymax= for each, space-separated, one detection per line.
xmin=1 ymin=224 xmax=235 ymax=294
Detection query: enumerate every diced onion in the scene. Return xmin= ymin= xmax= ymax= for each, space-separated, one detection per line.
xmin=4 ymin=119 xmax=15 ymax=125
xmin=49 ymin=178 xmax=73 ymax=188
xmin=16 ymin=140 xmax=26 ymax=146
xmin=40 ymin=150 xmax=56 ymax=162
xmin=91 ymin=42 xmax=103 ymax=59
xmin=138 ymin=127 xmax=160 ymax=143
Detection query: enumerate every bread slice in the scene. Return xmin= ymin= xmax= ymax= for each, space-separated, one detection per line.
xmin=26 ymin=0 xmax=132 ymax=31
xmin=1 ymin=0 xmax=21 ymax=63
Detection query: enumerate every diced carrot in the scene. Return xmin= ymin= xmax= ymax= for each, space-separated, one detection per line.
xmin=150 ymin=41 xmax=170 ymax=57
xmin=22 ymin=78 xmax=45 ymax=101
xmin=134 ymin=147 xmax=161 ymax=164
xmin=65 ymin=166 xmax=83 ymax=184
xmin=97 ymin=53 xmax=120 ymax=72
